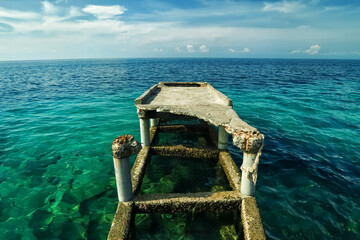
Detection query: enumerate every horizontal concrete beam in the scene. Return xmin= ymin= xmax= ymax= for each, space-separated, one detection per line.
xmin=131 ymin=146 xmax=151 ymax=195
xmin=107 ymin=202 xmax=133 ymax=240
xmin=241 ymin=197 xmax=266 ymax=240
xmin=133 ymin=191 xmax=243 ymax=213
xmin=150 ymin=145 xmax=219 ymax=159
xmin=145 ymin=111 xmax=198 ymax=120
xmin=218 ymin=151 xmax=242 ymax=191
xmin=156 ymin=124 xmax=209 ymax=133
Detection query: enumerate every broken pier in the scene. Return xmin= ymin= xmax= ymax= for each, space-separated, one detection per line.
xmin=108 ymin=82 xmax=265 ymax=239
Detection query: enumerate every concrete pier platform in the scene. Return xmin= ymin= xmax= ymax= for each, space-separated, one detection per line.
xmin=108 ymin=82 xmax=266 ymax=239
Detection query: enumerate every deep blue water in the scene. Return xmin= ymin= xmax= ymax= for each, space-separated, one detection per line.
xmin=0 ymin=58 xmax=359 ymax=239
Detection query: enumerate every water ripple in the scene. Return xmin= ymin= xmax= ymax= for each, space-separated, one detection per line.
xmin=0 ymin=59 xmax=359 ymax=239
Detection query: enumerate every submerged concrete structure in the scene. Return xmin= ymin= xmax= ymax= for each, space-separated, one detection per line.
xmin=108 ymin=82 xmax=265 ymax=239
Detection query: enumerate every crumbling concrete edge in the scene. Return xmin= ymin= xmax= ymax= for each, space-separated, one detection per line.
xmin=134 ymin=84 xmax=158 ymax=105
xmin=241 ymin=197 xmax=266 ymax=240
xmin=136 ymin=105 xmax=264 ymax=153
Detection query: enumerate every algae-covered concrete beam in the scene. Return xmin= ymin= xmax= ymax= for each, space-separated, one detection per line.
xmin=241 ymin=197 xmax=266 ymax=240
xmin=131 ymin=146 xmax=151 ymax=195
xmin=219 ymin=151 xmax=242 ymax=191
xmin=150 ymin=145 xmax=219 ymax=159
xmin=133 ymin=191 xmax=243 ymax=213
xmin=107 ymin=202 xmax=133 ymax=240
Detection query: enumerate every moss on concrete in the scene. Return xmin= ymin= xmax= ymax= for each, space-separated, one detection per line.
xmin=219 ymin=151 xmax=242 ymax=191
xmin=241 ymin=197 xmax=266 ymax=240
xmin=150 ymin=145 xmax=219 ymax=159
xmin=107 ymin=202 xmax=133 ymax=240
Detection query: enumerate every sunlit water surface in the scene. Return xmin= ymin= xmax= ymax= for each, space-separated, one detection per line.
xmin=0 ymin=58 xmax=359 ymax=239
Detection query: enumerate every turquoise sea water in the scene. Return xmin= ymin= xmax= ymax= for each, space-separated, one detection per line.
xmin=0 ymin=58 xmax=359 ymax=239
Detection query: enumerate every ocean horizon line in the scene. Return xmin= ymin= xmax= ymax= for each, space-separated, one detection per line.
xmin=1 ymin=56 xmax=360 ymax=63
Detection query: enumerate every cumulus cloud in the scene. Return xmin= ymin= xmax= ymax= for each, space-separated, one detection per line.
xmin=187 ymin=44 xmax=195 ymax=53
xmin=290 ymin=45 xmax=321 ymax=55
xmin=175 ymin=46 xmax=182 ymax=52
xmin=82 ymin=5 xmax=127 ymax=19
xmin=305 ymin=44 xmax=321 ymax=55
xmin=199 ymin=44 xmax=209 ymax=52
xmin=229 ymin=48 xmax=236 ymax=53
xmin=154 ymin=48 xmax=163 ymax=52
xmin=263 ymin=1 xmax=304 ymax=14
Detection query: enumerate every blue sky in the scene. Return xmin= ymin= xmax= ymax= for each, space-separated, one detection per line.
xmin=0 ymin=0 xmax=359 ymax=60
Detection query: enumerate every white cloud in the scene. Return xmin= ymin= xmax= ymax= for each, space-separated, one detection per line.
xmin=69 ymin=7 xmax=83 ymax=18
xmin=154 ymin=48 xmax=163 ymax=52
xmin=199 ymin=44 xmax=209 ymax=52
xmin=305 ymin=44 xmax=321 ymax=54
xmin=187 ymin=44 xmax=195 ymax=53
xmin=229 ymin=48 xmax=250 ymax=53
xmin=290 ymin=45 xmax=321 ymax=55
xmin=0 ymin=7 xmax=39 ymax=20
xmin=82 ymin=5 xmax=127 ymax=19
xmin=290 ymin=49 xmax=302 ymax=54
xmin=42 ymin=1 xmax=59 ymax=15
xmin=0 ymin=0 xmax=357 ymax=60
xmin=263 ymin=1 xmax=304 ymax=14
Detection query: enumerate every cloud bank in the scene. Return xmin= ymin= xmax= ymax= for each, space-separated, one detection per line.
xmin=0 ymin=0 xmax=358 ymax=60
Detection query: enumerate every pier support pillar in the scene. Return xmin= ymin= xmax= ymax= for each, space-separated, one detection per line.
xmin=150 ymin=118 xmax=158 ymax=127
xmin=140 ymin=118 xmax=150 ymax=147
xmin=240 ymin=151 xmax=260 ymax=196
xmin=218 ymin=126 xmax=228 ymax=150
xmin=112 ymin=135 xmax=141 ymax=202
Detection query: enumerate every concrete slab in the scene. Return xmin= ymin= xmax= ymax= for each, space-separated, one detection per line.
xmin=135 ymin=82 xmax=264 ymax=153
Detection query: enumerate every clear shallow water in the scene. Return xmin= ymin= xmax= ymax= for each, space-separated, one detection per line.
xmin=140 ymin=156 xmax=231 ymax=194
xmin=0 ymin=58 xmax=359 ymax=239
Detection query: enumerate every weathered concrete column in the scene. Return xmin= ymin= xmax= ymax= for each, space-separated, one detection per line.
xmin=240 ymin=152 xmax=259 ymax=196
xmin=218 ymin=126 xmax=228 ymax=150
xmin=139 ymin=118 xmax=150 ymax=147
xmin=150 ymin=118 xmax=158 ymax=127
xmin=231 ymin=131 xmax=264 ymax=196
xmin=112 ymin=135 xmax=141 ymax=202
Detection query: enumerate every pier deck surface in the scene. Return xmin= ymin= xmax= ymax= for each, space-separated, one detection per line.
xmin=135 ymin=82 xmax=263 ymax=152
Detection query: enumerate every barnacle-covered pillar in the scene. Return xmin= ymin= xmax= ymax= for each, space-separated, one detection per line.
xmin=218 ymin=126 xmax=228 ymax=150
xmin=232 ymin=131 xmax=264 ymax=196
xmin=138 ymin=110 xmax=150 ymax=147
xmin=112 ymin=135 xmax=141 ymax=202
